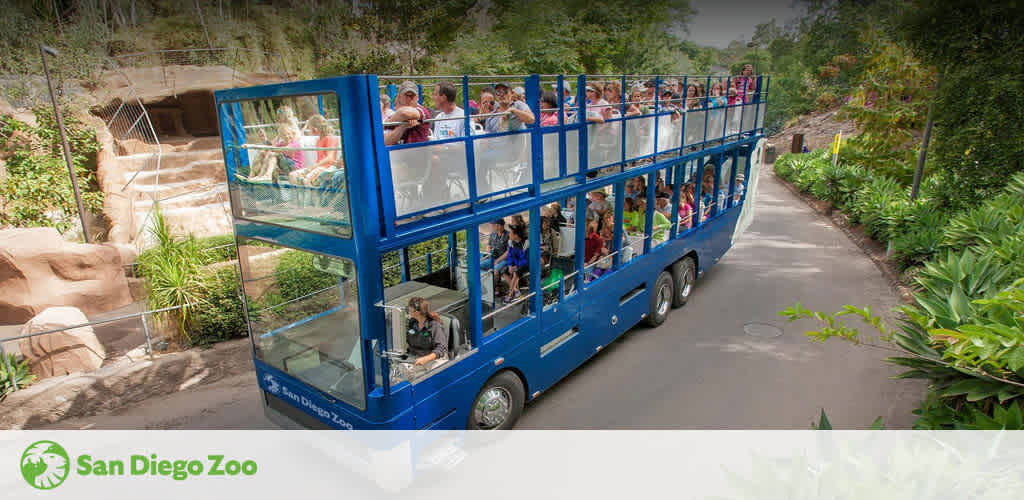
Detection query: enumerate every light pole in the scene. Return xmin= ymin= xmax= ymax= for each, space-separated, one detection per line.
xmin=40 ymin=44 xmax=91 ymax=243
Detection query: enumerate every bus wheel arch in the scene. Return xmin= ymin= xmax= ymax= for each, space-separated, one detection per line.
xmin=466 ymin=369 xmax=526 ymax=430
xmin=670 ymin=252 xmax=698 ymax=308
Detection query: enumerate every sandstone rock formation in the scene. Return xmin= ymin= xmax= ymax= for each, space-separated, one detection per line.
xmin=0 ymin=228 xmax=132 ymax=324
xmin=18 ymin=306 xmax=106 ymax=378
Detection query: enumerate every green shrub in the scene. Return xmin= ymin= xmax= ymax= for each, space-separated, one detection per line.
xmin=274 ymin=250 xmax=338 ymax=300
xmin=188 ymin=267 xmax=248 ymax=347
xmin=852 ymin=176 xmax=905 ymax=241
xmin=888 ymin=203 xmax=948 ymax=269
xmin=136 ymin=205 xmax=206 ymax=343
xmin=0 ymin=353 xmax=35 ymax=400
xmin=195 ymin=234 xmax=238 ymax=265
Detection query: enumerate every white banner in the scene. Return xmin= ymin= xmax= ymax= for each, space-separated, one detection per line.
xmin=2 ymin=431 xmax=1023 ymax=499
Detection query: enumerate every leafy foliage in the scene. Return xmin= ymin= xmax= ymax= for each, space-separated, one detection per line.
xmin=188 ymin=266 xmax=247 ymax=346
xmin=0 ymin=353 xmax=35 ymax=400
xmin=0 ymin=110 xmax=103 ymax=234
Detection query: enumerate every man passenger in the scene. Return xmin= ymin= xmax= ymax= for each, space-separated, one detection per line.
xmin=482 ymin=218 xmax=510 ymax=274
xmin=385 ymin=81 xmax=432 ymax=146
xmin=432 ymin=81 xmax=466 ymax=139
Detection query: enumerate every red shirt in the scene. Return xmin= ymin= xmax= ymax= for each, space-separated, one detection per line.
xmin=315 ymin=135 xmax=339 ymax=164
xmin=584 ymin=232 xmax=604 ymax=262
xmin=393 ymin=105 xmax=432 ymax=144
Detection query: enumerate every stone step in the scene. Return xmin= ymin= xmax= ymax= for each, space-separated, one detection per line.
xmin=127 ymin=178 xmax=216 ymax=201
xmin=133 ymin=202 xmax=233 ymax=244
xmin=133 ymin=185 xmax=228 ymax=211
xmin=116 ymin=149 xmax=223 ymax=173
xmin=123 ymin=159 xmax=226 ymax=186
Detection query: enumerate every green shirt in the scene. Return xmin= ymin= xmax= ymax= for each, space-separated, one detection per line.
xmin=542 ymin=267 xmax=564 ymax=292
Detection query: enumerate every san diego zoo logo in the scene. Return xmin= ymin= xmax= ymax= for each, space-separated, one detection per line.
xmin=21 ymin=440 xmax=69 ymax=490
xmin=19 ymin=440 xmax=258 ymax=490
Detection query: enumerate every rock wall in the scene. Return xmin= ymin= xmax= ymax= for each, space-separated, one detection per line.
xmin=18 ymin=306 xmax=106 ymax=378
xmin=0 ymin=228 xmax=133 ymax=324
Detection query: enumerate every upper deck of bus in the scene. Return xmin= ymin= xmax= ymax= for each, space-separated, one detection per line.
xmin=213 ymin=73 xmax=769 ymax=251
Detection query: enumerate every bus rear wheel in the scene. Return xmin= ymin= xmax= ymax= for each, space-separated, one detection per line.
xmin=644 ymin=271 xmax=674 ymax=327
xmin=671 ymin=256 xmax=696 ymax=308
xmin=468 ymin=371 xmax=525 ymax=430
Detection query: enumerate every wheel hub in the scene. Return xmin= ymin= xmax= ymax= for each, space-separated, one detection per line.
xmin=474 ymin=387 xmax=512 ymax=429
xmin=680 ymin=268 xmax=693 ymax=299
xmin=657 ymin=283 xmax=671 ymax=316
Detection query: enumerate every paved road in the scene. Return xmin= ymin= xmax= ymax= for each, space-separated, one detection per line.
xmin=47 ymin=167 xmax=924 ymax=430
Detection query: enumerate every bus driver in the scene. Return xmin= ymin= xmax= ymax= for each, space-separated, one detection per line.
xmin=399 ymin=297 xmax=450 ymax=379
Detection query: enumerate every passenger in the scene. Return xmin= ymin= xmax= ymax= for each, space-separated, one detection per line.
xmin=385 ymin=81 xmax=431 ymax=146
xmin=733 ymin=173 xmax=746 ymax=202
xmin=432 ymin=81 xmax=466 ymax=138
xmin=633 ymin=175 xmax=647 ymax=197
xmin=477 ymin=87 xmax=499 ymax=132
xmin=509 ymin=214 xmax=527 ymax=234
xmin=685 ymin=84 xmax=701 ymax=110
xmin=638 ymin=197 xmax=671 ymax=241
xmin=584 ymin=220 xmax=607 ymax=281
xmin=680 ymin=183 xmax=695 ymax=229
xmin=491 ymin=82 xmax=535 ymax=131
xmin=622 ymin=197 xmax=644 ymax=234
xmin=700 ymin=170 xmax=716 ymax=220
xmin=583 ymin=83 xmax=607 ymax=124
xmin=539 ymin=91 xmax=561 ymax=127
xmin=481 ymin=218 xmax=509 ymax=273
xmin=293 ymin=114 xmax=339 ymax=188
xmin=501 ymin=226 xmax=529 ymax=303
xmin=548 ymin=202 xmax=567 ymax=231
xmin=727 ymin=86 xmax=741 ymax=106
xmin=624 ymin=178 xmax=638 ymax=200
xmin=736 ymin=64 xmax=757 ymax=104
xmin=709 ymin=82 xmax=727 ymax=108
xmin=401 ymin=297 xmax=448 ymax=376
xmin=600 ymin=211 xmax=615 ymax=235
xmin=696 ymin=82 xmax=707 ymax=107
xmin=586 ymin=190 xmax=610 ymax=221
xmin=625 ymin=83 xmax=650 ymax=117
xmin=244 ymin=106 xmax=303 ymax=182
xmin=540 ymin=216 xmax=560 ymax=256
xmin=654 ymin=195 xmax=672 ymax=218
xmin=603 ymin=81 xmax=623 ymax=120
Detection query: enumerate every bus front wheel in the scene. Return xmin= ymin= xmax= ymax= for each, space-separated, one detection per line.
xmin=671 ymin=256 xmax=696 ymax=308
xmin=645 ymin=271 xmax=674 ymax=327
xmin=468 ymin=371 xmax=525 ymax=430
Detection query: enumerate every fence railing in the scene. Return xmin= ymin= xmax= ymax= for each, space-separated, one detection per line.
xmin=0 ymin=305 xmax=184 ymax=393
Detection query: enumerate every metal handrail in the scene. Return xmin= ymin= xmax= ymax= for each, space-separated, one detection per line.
xmin=0 ymin=304 xmax=186 ymax=390
xmin=482 ymin=292 xmax=536 ymax=320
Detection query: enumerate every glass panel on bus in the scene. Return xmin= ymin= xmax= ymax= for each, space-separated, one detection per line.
xmin=741 ymin=103 xmax=757 ymax=133
xmin=379 ymin=232 xmax=471 ymax=385
xmin=473 ymin=132 xmax=532 ymax=196
xmin=706 ymin=107 xmax=726 ymax=143
xmin=480 ymin=211 xmax=532 ymax=335
xmin=684 ymin=109 xmax=706 ymax=147
xmin=238 ymin=239 xmax=365 ymax=409
xmin=227 ymin=94 xmax=351 ymax=238
xmin=718 ymin=156 xmax=735 ymax=212
xmin=733 ymin=153 xmax=748 ymax=205
xmin=390 ymin=141 xmax=469 ymax=217
xmin=726 ymin=105 xmax=742 ymax=137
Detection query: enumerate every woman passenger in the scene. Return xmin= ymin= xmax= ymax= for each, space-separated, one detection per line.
xmin=404 ymin=297 xmax=448 ymax=373
xmin=502 ymin=226 xmax=529 ymax=303
xmin=293 ymin=114 xmax=339 ymax=188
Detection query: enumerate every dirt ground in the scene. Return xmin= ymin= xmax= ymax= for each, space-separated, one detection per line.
xmin=769 ymin=107 xmax=859 ymax=155
xmin=0 ymin=337 xmax=253 ymax=429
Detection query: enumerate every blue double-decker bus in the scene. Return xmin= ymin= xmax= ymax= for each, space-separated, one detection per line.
xmin=214 ymin=72 xmax=769 ymax=430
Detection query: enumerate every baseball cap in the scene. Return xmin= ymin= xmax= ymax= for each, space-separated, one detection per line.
xmin=513 ymin=86 xmax=525 ymax=96
xmin=397 ymin=81 xmax=418 ymax=95
xmin=494 ymin=82 xmax=511 ymax=90
xmin=492 ymin=218 xmax=506 ymax=226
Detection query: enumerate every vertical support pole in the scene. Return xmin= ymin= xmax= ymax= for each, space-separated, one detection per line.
xmin=317 ymin=95 xmax=324 ymax=116
xmin=575 ymin=191 xmax=586 ymax=286
xmin=643 ymin=171 xmax=656 ymax=254
xmin=694 ymin=160 xmax=706 ymax=228
xmin=462 ymin=76 xmax=480 ymax=206
xmin=670 ymin=162 xmax=684 ymax=238
xmin=577 ymin=75 xmax=588 ymax=178
xmin=399 ymin=247 xmax=411 ymax=282
xmin=620 ymin=75 xmax=627 ymax=171
xmin=526 ymin=75 xmax=543 ymax=195
xmin=653 ymin=76 xmax=660 ymax=160
xmin=425 ymin=251 xmax=433 ymax=275
xmin=41 ymin=45 xmax=90 ymax=243
xmin=528 ymin=206 xmax=542 ymax=315
xmin=702 ymin=75 xmax=711 ymax=148
xmin=141 ymin=311 xmax=155 ymax=361
xmin=612 ymin=181 xmax=624 ymax=269
xmin=467 ymin=225 xmax=483 ymax=347
xmin=557 ymin=75 xmax=567 ymax=178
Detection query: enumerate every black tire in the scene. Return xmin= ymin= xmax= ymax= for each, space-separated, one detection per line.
xmin=467 ymin=371 xmax=525 ymax=430
xmin=644 ymin=271 xmax=674 ymax=327
xmin=670 ymin=256 xmax=696 ymax=308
